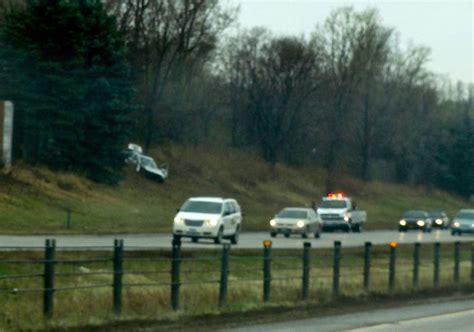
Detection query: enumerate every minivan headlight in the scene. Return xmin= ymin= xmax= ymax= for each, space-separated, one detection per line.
xmin=399 ymin=220 xmax=406 ymax=226
xmin=205 ymin=219 xmax=219 ymax=227
xmin=297 ymin=220 xmax=305 ymax=228
xmin=174 ymin=217 xmax=184 ymax=225
xmin=270 ymin=219 xmax=276 ymax=227
xmin=453 ymin=222 xmax=460 ymax=227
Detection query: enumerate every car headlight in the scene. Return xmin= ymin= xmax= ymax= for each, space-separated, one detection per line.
xmin=435 ymin=219 xmax=442 ymax=224
xmin=399 ymin=220 xmax=406 ymax=226
xmin=205 ymin=219 xmax=219 ymax=227
xmin=297 ymin=220 xmax=305 ymax=228
xmin=453 ymin=222 xmax=460 ymax=227
xmin=174 ymin=217 xmax=184 ymax=225
xmin=270 ymin=219 xmax=276 ymax=227
xmin=416 ymin=220 xmax=425 ymax=226
xmin=343 ymin=215 xmax=350 ymax=222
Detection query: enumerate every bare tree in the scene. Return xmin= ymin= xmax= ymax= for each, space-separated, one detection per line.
xmin=223 ymin=29 xmax=321 ymax=164
xmin=106 ymin=0 xmax=236 ymax=150
xmin=311 ymin=7 xmax=392 ymax=191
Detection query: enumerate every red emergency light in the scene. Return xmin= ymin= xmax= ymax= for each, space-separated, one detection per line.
xmin=327 ymin=192 xmax=346 ymax=199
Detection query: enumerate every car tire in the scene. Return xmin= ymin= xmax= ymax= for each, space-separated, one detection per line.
xmin=346 ymin=224 xmax=352 ymax=233
xmin=284 ymin=233 xmax=290 ymax=238
xmin=173 ymin=235 xmax=181 ymax=243
xmin=302 ymin=227 xmax=309 ymax=238
xmin=270 ymin=232 xmax=277 ymax=238
xmin=399 ymin=227 xmax=406 ymax=232
xmin=314 ymin=229 xmax=321 ymax=239
xmin=214 ymin=228 xmax=223 ymax=244
xmin=191 ymin=237 xmax=198 ymax=243
xmin=230 ymin=227 xmax=240 ymax=245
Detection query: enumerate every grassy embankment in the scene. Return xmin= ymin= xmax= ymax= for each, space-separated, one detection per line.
xmin=0 ymin=243 xmax=472 ymax=331
xmin=0 ymin=144 xmax=469 ymax=234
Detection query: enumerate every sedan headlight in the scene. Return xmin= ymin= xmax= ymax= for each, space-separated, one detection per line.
xmin=297 ymin=220 xmax=305 ymax=228
xmin=399 ymin=220 xmax=406 ymax=226
xmin=453 ymin=222 xmax=460 ymax=227
xmin=205 ymin=219 xmax=219 ymax=227
xmin=435 ymin=219 xmax=442 ymax=224
xmin=174 ymin=217 xmax=184 ymax=225
xmin=416 ymin=220 xmax=425 ymax=226
xmin=270 ymin=219 xmax=276 ymax=227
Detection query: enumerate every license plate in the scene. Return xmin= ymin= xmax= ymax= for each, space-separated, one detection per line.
xmin=188 ymin=228 xmax=198 ymax=233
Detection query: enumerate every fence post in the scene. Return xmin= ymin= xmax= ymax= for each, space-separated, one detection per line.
xmin=388 ymin=242 xmax=397 ymax=293
xmin=263 ymin=240 xmax=272 ymax=302
xmin=454 ymin=241 xmax=460 ymax=283
xmin=43 ymin=239 xmax=56 ymax=319
xmin=219 ymin=243 xmax=230 ymax=308
xmin=363 ymin=242 xmax=372 ymax=291
xmin=471 ymin=243 xmax=474 ymax=282
xmin=302 ymin=242 xmax=311 ymax=300
xmin=433 ymin=242 xmax=440 ymax=288
xmin=413 ymin=242 xmax=420 ymax=288
xmin=171 ymin=237 xmax=182 ymax=311
xmin=332 ymin=241 xmax=341 ymax=296
xmin=113 ymin=239 xmax=124 ymax=315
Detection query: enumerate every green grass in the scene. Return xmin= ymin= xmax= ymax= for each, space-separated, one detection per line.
xmin=0 ymin=243 xmax=472 ymax=331
xmin=0 ymin=144 xmax=469 ymax=234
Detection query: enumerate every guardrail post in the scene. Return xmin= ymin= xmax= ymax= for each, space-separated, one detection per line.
xmin=219 ymin=243 xmax=230 ymax=308
xmin=113 ymin=239 xmax=124 ymax=315
xmin=363 ymin=242 xmax=372 ymax=291
xmin=433 ymin=242 xmax=440 ymax=288
xmin=388 ymin=242 xmax=397 ymax=293
xmin=171 ymin=237 xmax=182 ymax=311
xmin=43 ymin=239 xmax=56 ymax=319
xmin=413 ymin=242 xmax=420 ymax=288
xmin=471 ymin=243 xmax=474 ymax=282
xmin=454 ymin=241 xmax=460 ymax=283
xmin=302 ymin=242 xmax=311 ymax=300
xmin=332 ymin=241 xmax=341 ymax=296
xmin=263 ymin=240 xmax=272 ymax=302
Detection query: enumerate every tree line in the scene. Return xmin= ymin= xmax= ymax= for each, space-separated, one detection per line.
xmin=0 ymin=0 xmax=472 ymax=198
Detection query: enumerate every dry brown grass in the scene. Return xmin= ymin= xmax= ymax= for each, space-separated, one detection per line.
xmin=0 ymin=144 xmax=469 ymax=234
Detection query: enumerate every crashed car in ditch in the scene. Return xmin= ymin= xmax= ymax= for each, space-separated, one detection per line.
xmin=125 ymin=143 xmax=168 ymax=182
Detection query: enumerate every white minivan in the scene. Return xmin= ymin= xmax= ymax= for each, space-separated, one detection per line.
xmin=173 ymin=197 xmax=242 ymax=244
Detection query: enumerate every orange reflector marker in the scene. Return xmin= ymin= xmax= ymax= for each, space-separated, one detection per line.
xmin=389 ymin=241 xmax=398 ymax=248
xmin=263 ymin=240 xmax=272 ymax=248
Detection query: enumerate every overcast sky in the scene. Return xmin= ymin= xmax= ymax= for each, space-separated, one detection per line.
xmin=232 ymin=0 xmax=473 ymax=84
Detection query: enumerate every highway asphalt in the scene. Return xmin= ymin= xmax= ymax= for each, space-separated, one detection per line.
xmin=230 ymin=297 xmax=474 ymax=332
xmin=0 ymin=230 xmax=472 ymax=249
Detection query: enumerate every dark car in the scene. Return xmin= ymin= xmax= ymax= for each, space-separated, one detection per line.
xmin=399 ymin=210 xmax=432 ymax=232
xmin=428 ymin=210 xmax=450 ymax=229
xmin=451 ymin=209 xmax=474 ymax=236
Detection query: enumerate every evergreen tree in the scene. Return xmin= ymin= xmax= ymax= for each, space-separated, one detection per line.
xmin=0 ymin=0 xmax=133 ymax=183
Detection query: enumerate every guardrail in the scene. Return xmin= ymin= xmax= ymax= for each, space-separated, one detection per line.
xmin=0 ymin=239 xmax=472 ymax=320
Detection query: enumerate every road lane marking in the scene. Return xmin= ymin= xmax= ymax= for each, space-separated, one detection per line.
xmin=347 ymin=309 xmax=474 ymax=331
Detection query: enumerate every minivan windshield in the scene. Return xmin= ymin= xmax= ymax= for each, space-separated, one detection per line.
xmin=320 ymin=200 xmax=347 ymax=209
xmin=403 ymin=210 xmax=427 ymax=218
xmin=456 ymin=211 xmax=474 ymax=220
xmin=180 ymin=201 xmax=222 ymax=214
xmin=277 ymin=210 xmax=307 ymax=219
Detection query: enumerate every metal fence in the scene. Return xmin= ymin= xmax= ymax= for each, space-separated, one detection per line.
xmin=0 ymin=239 xmax=473 ymax=320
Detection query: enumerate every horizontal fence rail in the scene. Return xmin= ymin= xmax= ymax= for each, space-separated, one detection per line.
xmin=0 ymin=238 xmax=473 ymax=320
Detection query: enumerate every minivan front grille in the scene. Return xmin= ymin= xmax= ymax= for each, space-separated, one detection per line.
xmin=185 ymin=219 xmax=204 ymax=227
